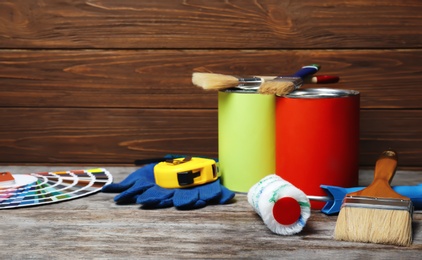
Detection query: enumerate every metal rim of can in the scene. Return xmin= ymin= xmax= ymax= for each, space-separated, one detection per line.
xmin=280 ymin=88 xmax=359 ymax=98
xmin=221 ymin=88 xmax=258 ymax=93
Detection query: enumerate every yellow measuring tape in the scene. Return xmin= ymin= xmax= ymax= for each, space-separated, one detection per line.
xmin=154 ymin=157 xmax=218 ymax=189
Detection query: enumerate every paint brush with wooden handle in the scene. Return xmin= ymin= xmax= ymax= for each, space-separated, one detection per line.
xmin=334 ymin=150 xmax=413 ymax=246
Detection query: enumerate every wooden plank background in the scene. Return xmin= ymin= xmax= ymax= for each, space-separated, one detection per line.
xmin=0 ymin=0 xmax=421 ymax=166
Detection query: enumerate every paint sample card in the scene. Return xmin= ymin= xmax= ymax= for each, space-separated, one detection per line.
xmin=0 ymin=168 xmax=112 ymax=209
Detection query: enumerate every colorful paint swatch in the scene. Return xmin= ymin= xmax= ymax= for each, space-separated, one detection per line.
xmin=0 ymin=168 xmax=112 ymax=209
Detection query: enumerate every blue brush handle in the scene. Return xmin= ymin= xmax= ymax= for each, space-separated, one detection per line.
xmin=320 ymin=184 xmax=422 ymax=215
xmin=291 ymin=64 xmax=320 ymax=79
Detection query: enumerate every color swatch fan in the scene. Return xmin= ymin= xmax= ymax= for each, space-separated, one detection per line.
xmin=0 ymin=168 xmax=112 ymax=209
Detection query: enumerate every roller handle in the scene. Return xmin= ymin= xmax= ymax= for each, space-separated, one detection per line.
xmin=394 ymin=185 xmax=422 ymax=208
xmin=320 ymin=184 xmax=422 ymax=215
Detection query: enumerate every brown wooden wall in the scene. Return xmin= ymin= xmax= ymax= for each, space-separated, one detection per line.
xmin=0 ymin=0 xmax=421 ymax=167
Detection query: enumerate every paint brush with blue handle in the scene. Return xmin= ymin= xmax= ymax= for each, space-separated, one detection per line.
xmin=317 ymin=184 xmax=422 ymax=215
xmin=258 ymin=64 xmax=320 ymax=95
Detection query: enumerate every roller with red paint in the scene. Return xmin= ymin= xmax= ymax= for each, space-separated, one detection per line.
xmin=248 ymin=174 xmax=311 ymax=235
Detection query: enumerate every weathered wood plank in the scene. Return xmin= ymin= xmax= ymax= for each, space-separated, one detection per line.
xmin=0 ymin=108 xmax=219 ymax=163
xmin=0 ymin=166 xmax=421 ymax=259
xmin=0 ymin=49 xmax=421 ymax=109
xmin=0 ymin=108 xmax=421 ymax=166
xmin=360 ymin=110 xmax=422 ymax=166
xmin=0 ymin=0 xmax=421 ymax=49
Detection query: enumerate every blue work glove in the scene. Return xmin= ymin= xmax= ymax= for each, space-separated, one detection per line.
xmin=101 ymin=163 xmax=157 ymax=204
xmin=102 ymin=162 xmax=235 ymax=209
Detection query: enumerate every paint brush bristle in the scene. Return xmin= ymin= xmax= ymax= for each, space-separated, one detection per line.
xmin=334 ymin=150 xmax=413 ymax=246
xmin=334 ymin=199 xmax=412 ymax=246
xmin=192 ymin=72 xmax=240 ymax=90
xmin=259 ymin=77 xmax=302 ymax=96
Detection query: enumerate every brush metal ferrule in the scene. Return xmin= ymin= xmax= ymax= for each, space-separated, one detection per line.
xmin=342 ymin=196 xmax=414 ymax=212
xmin=236 ymin=77 xmax=265 ymax=90
xmin=272 ymin=77 xmax=303 ymax=90
xmin=229 ymin=76 xmax=303 ymax=92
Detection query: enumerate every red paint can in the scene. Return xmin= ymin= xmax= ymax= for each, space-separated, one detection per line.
xmin=275 ymin=88 xmax=360 ymax=209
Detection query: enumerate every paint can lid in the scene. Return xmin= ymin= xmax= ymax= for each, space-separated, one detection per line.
xmin=283 ymin=88 xmax=359 ymax=98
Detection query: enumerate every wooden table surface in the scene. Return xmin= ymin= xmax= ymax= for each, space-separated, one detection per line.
xmin=0 ymin=166 xmax=421 ymax=259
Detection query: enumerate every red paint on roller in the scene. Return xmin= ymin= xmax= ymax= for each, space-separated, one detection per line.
xmin=272 ymin=197 xmax=301 ymax=225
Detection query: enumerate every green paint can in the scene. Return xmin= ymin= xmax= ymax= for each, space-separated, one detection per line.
xmin=218 ymin=90 xmax=275 ymax=193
